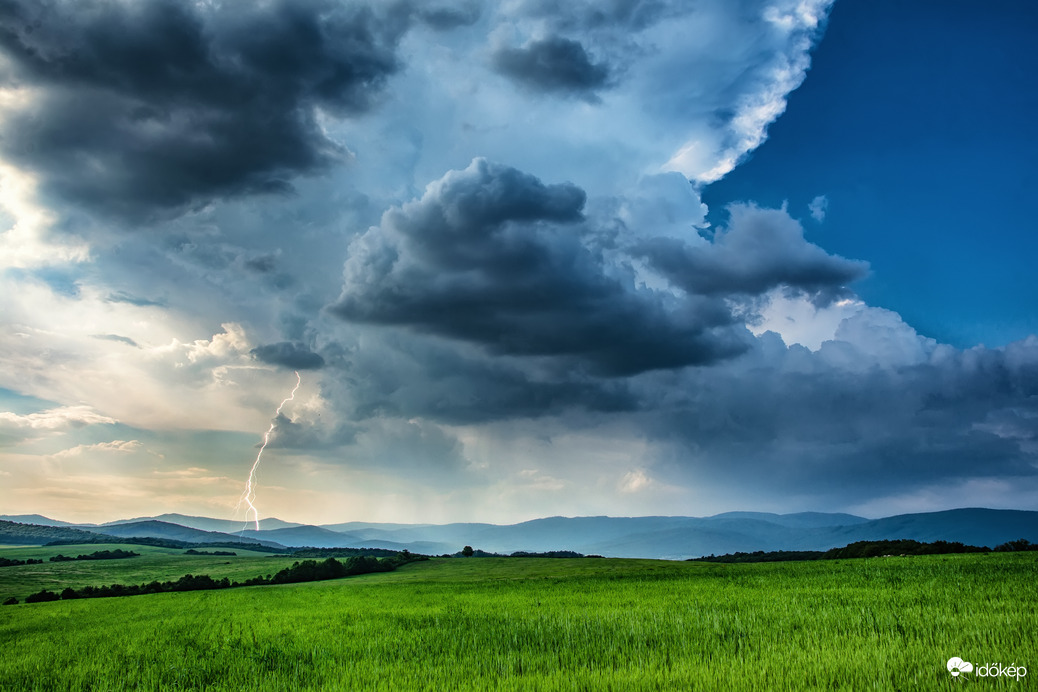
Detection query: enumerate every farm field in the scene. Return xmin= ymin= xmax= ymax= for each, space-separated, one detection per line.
xmin=1 ymin=552 xmax=1036 ymax=690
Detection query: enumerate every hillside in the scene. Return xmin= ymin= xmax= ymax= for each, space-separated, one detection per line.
xmin=0 ymin=514 xmax=79 ymax=528
xmin=709 ymin=511 xmax=870 ymax=528
xmin=0 ymin=520 xmax=106 ymax=545
xmin=90 ymin=521 xmax=285 ymax=549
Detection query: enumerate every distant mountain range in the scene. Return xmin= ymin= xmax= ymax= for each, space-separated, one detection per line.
xmin=2 ymin=508 xmax=1036 ymax=559
xmin=89 ymin=520 xmax=285 ymax=549
xmin=103 ymin=513 xmax=303 ymax=533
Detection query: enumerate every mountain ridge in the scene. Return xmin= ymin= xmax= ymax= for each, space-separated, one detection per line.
xmin=86 ymin=520 xmax=286 ymax=549
xmin=101 ymin=513 xmax=304 ymax=532
xmin=4 ymin=509 xmax=1035 ymax=559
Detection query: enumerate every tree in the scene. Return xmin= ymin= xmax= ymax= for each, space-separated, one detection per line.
xmin=995 ymin=538 xmax=1035 ymax=552
xmin=462 ymin=545 xmax=474 ymax=557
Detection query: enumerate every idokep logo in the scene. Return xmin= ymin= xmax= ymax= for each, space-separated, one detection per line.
xmin=948 ymin=656 xmax=1028 ymax=682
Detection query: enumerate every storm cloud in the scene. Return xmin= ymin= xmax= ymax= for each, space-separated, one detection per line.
xmin=251 ymin=341 xmax=325 ymax=370
xmin=635 ymin=204 xmax=869 ymax=303
xmin=319 ymin=332 xmax=640 ymax=425
xmin=0 ymin=0 xmax=408 ymax=220
xmin=330 ymin=159 xmax=750 ymax=376
xmin=492 ymin=36 xmax=613 ymax=100
xmin=640 ymin=326 xmax=1038 ymax=507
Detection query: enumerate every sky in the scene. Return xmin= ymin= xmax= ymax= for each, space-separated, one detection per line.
xmin=0 ymin=0 xmax=1036 ymax=526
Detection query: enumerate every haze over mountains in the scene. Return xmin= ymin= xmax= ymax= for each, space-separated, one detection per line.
xmin=3 ymin=509 xmax=1037 ymax=560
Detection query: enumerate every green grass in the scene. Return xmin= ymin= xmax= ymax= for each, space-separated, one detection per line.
xmin=1 ymin=553 xmax=1035 ymax=690
xmin=0 ymin=543 xmax=292 ymax=601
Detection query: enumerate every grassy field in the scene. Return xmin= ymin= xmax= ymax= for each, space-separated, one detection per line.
xmin=1 ymin=552 xmax=1035 ymax=690
xmin=0 ymin=543 xmax=293 ymax=602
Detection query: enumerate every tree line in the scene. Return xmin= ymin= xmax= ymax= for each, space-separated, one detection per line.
xmin=49 ymin=549 xmax=140 ymax=562
xmin=1 ymin=549 xmax=138 ymax=568
xmin=287 ymin=546 xmax=403 ymax=559
xmin=10 ymin=553 xmax=426 ymax=605
xmin=0 ymin=557 xmax=43 ymax=567
xmin=690 ymin=538 xmax=1037 ymax=563
xmin=448 ymin=546 xmax=587 ymax=558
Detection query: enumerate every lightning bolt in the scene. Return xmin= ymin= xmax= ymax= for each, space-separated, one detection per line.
xmin=238 ymin=371 xmax=301 ymax=532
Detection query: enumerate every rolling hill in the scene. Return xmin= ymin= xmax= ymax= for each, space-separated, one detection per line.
xmin=88 ymin=521 xmax=286 ymax=549
xmin=0 ymin=520 xmax=107 ymax=545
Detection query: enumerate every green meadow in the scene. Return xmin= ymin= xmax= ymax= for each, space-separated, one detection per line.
xmin=1 ymin=548 xmax=1035 ymax=690
xmin=0 ymin=543 xmax=292 ymax=602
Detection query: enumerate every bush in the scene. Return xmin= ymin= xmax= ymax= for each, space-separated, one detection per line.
xmin=26 ymin=590 xmax=61 ymax=604
xmin=2 ymin=596 xmax=17 ymax=605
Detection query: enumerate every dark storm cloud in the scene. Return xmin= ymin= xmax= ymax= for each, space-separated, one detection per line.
xmin=251 ymin=341 xmax=325 ymax=370
xmin=243 ymin=255 xmax=279 ymax=275
xmin=635 ymin=204 xmax=868 ymax=303
xmin=240 ymin=252 xmax=295 ymax=289
xmin=329 ymin=159 xmax=751 ymax=377
xmin=0 ymin=0 xmax=408 ymax=221
xmin=320 ymin=334 xmax=640 ymax=425
xmin=645 ymin=331 xmax=1038 ymax=503
xmin=492 ymin=36 xmax=613 ymax=100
